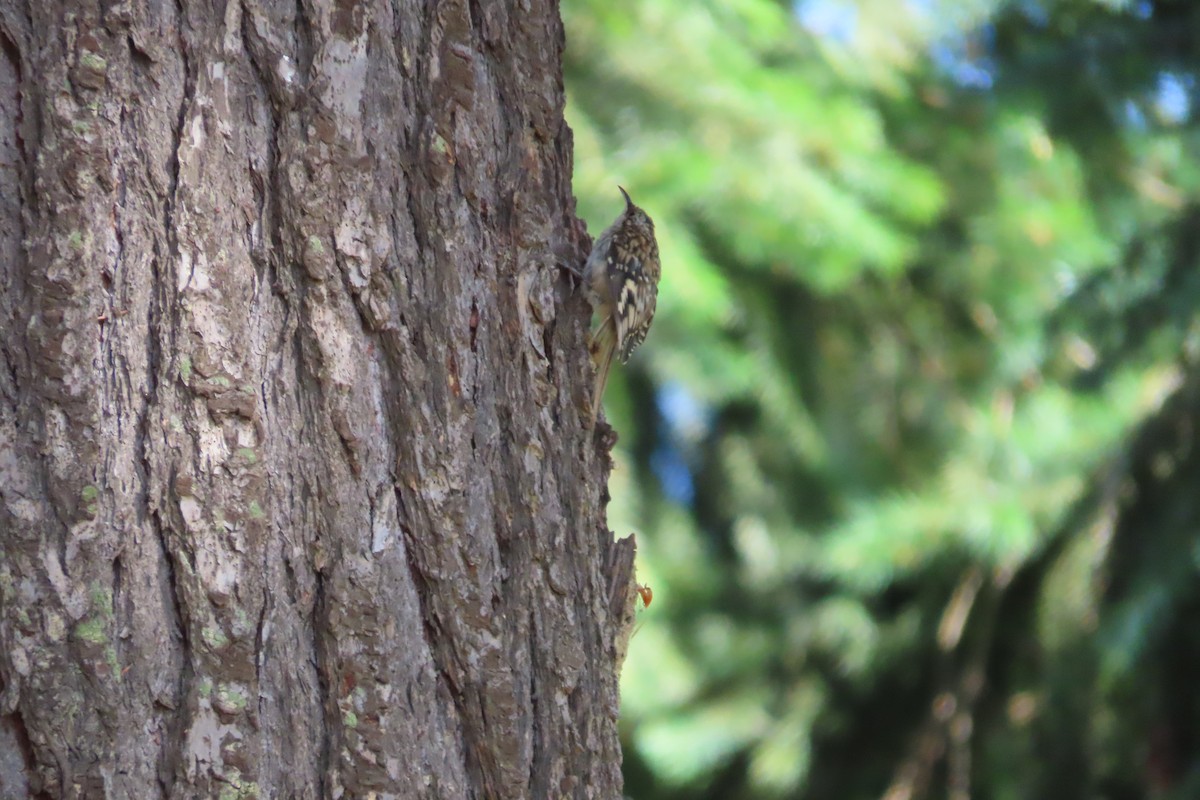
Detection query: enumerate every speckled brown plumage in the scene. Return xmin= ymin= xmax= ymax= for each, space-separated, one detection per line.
xmin=582 ymin=187 xmax=661 ymax=417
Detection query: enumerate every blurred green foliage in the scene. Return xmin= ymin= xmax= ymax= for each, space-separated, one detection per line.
xmin=563 ymin=0 xmax=1200 ymax=797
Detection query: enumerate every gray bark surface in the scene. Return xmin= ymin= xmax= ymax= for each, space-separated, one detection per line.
xmin=0 ymin=1 xmax=632 ymax=797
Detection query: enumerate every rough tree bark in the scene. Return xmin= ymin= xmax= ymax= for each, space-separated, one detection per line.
xmin=0 ymin=1 xmax=635 ymax=797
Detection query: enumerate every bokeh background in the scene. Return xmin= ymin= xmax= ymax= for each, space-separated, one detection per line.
xmin=561 ymin=1 xmax=1200 ymax=797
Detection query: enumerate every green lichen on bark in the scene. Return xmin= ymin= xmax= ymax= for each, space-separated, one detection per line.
xmin=105 ymin=646 xmax=120 ymax=680
xmin=216 ymin=769 xmax=260 ymax=800
xmin=201 ymin=625 xmax=230 ymax=651
xmin=213 ymin=684 xmax=248 ymax=715
xmin=73 ymin=617 xmax=107 ymax=644
xmin=78 ymin=52 xmax=107 ymax=73
xmin=87 ymin=581 xmax=112 ymax=617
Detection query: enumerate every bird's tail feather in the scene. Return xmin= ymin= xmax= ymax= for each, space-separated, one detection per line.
xmin=590 ymin=316 xmax=618 ymax=420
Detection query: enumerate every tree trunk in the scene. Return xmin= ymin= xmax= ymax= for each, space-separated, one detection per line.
xmin=0 ymin=1 xmax=633 ymax=797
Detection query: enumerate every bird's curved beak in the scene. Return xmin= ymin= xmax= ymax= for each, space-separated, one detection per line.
xmin=618 ymin=185 xmax=633 ymax=208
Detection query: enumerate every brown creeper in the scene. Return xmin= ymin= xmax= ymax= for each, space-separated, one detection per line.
xmin=583 ymin=186 xmax=661 ymax=417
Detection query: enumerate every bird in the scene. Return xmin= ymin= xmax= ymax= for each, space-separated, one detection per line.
xmin=580 ymin=186 xmax=660 ymax=418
